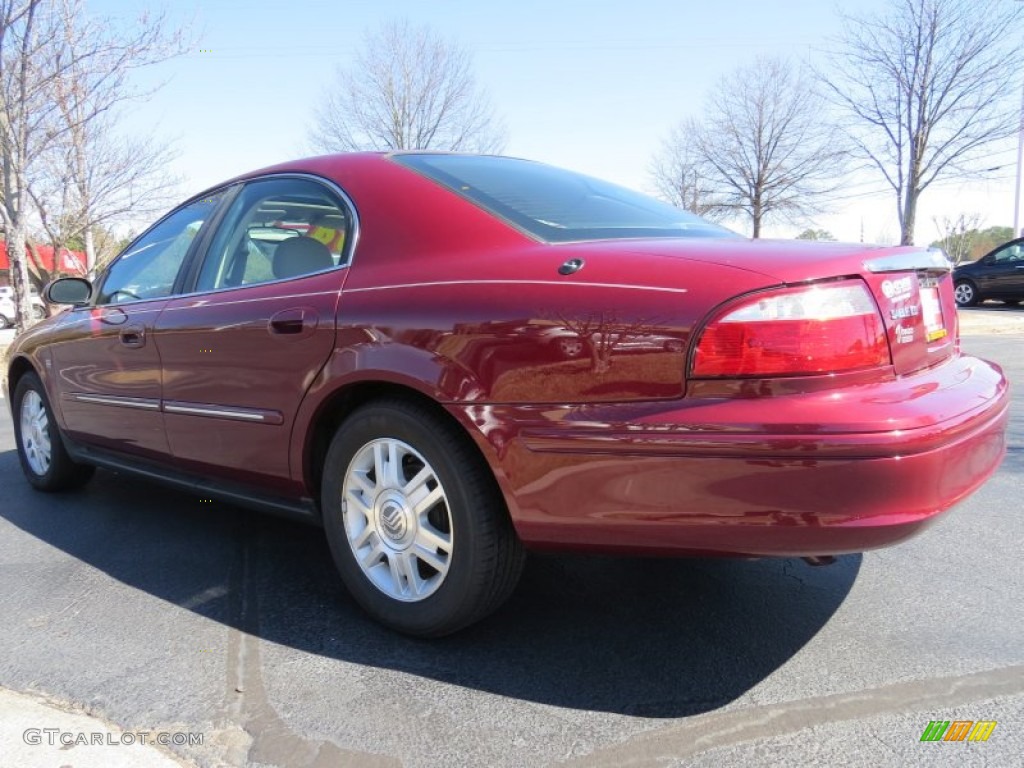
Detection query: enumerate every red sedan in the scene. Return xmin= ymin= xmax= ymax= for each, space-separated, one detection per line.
xmin=4 ymin=153 xmax=1009 ymax=636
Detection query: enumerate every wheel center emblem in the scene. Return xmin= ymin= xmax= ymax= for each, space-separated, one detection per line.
xmin=380 ymin=501 xmax=408 ymax=541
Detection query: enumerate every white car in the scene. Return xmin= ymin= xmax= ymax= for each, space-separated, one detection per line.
xmin=0 ymin=286 xmax=46 ymax=328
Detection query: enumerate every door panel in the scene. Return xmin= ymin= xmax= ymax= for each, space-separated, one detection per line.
xmin=153 ymin=176 xmax=355 ymax=495
xmin=976 ymin=241 xmax=1024 ymax=297
xmin=48 ymin=193 xmax=224 ymax=457
xmin=155 ymin=272 xmax=344 ymax=494
xmin=53 ymin=301 xmax=169 ymax=457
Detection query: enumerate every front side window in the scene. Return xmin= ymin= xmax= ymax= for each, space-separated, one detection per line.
xmin=97 ymin=194 xmax=222 ymax=305
xmin=394 ymin=153 xmax=737 ymax=243
xmin=992 ymin=242 xmax=1024 ymax=263
xmin=195 ymin=177 xmax=352 ymax=293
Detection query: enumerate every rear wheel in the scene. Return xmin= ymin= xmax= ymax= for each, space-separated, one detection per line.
xmin=0 ymin=314 xmax=10 ymax=330
xmin=954 ymin=280 xmax=978 ymax=307
xmin=556 ymin=337 xmax=585 ymax=359
xmin=13 ymin=373 xmax=95 ymax=491
xmin=322 ymin=399 xmax=524 ymax=636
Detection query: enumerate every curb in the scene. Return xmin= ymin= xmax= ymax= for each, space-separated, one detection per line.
xmin=0 ymin=687 xmax=193 ymax=768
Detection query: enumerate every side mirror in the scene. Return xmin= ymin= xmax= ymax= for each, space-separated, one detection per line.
xmin=45 ymin=277 xmax=93 ymax=306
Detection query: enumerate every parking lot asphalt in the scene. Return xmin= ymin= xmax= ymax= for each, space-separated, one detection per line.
xmin=957 ymin=303 xmax=1024 ymax=334
xmin=0 ymin=324 xmax=1021 ymax=768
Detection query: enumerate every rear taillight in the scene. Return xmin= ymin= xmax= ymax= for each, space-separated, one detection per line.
xmin=691 ymin=280 xmax=891 ymax=378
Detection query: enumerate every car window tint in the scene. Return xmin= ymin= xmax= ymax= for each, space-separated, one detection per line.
xmin=394 ymin=154 xmax=738 ymax=243
xmin=97 ymin=195 xmax=222 ymax=305
xmin=993 ymin=243 xmax=1023 ymax=263
xmin=195 ymin=177 xmax=351 ymax=292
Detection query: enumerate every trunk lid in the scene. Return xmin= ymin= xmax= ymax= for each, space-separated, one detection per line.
xmin=559 ymin=238 xmax=957 ymax=376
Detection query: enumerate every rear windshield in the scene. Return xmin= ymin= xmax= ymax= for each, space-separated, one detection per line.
xmin=394 ymin=154 xmax=737 ymax=243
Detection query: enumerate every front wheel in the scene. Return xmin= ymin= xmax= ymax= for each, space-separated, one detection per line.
xmin=954 ymin=280 xmax=978 ymax=307
xmin=322 ymin=399 xmax=524 ymax=637
xmin=13 ymin=373 xmax=95 ymax=491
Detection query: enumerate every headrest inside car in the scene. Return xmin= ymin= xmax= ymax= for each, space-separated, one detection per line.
xmin=272 ymin=236 xmax=333 ymax=279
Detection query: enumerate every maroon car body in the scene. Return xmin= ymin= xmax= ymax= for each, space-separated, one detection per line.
xmin=4 ymin=152 xmax=1009 ymax=635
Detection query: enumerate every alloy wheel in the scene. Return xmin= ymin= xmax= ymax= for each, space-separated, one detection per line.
xmin=20 ymin=390 xmax=52 ymax=476
xmin=558 ymin=338 xmax=585 ymax=358
xmin=954 ymin=282 xmax=975 ymax=306
xmin=341 ymin=438 xmax=453 ymax=602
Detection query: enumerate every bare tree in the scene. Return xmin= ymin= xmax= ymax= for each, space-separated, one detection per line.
xmin=932 ymin=212 xmax=983 ymax=264
xmin=649 ymin=119 xmax=727 ymax=218
xmin=1 ymin=0 xmax=181 ymax=331
xmin=31 ymin=119 xmax=179 ymax=274
xmin=310 ymin=20 xmax=505 ymax=153
xmin=0 ymin=0 xmax=51 ymax=331
xmin=821 ymin=0 xmax=1024 ymax=245
xmin=662 ymin=57 xmax=844 ymax=238
xmin=38 ymin=0 xmax=181 ymax=273
xmin=551 ymin=310 xmax=660 ymax=374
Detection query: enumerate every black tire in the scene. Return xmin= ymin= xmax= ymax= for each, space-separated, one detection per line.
xmin=12 ymin=373 xmax=95 ymax=492
xmin=322 ymin=399 xmax=524 ymax=637
xmin=0 ymin=314 xmax=10 ymax=330
xmin=954 ymin=280 xmax=979 ymax=307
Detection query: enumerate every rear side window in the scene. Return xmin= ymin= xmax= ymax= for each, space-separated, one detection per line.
xmin=195 ymin=177 xmax=352 ymax=292
xmin=394 ymin=154 xmax=737 ymax=243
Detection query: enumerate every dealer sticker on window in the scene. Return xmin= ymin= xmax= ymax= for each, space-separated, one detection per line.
xmin=919 ymin=281 xmax=947 ymax=342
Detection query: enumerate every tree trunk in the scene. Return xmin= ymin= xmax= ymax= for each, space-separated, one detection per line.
xmin=84 ymin=225 xmax=96 ymax=273
xmin=9 ymin=221 xmax=35 ymax=333
xmin=900 ymin=186 xmax=918 ymax=245
xmin=588 ymin=335 xmax=612 ymax=374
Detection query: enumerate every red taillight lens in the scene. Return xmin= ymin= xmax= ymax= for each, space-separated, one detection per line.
xmin=691 ymin=280 xmax=891 ymax=378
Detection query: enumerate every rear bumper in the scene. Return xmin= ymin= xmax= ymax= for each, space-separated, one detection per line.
xmin=453 ymin=354 xmax=1009 ymax=556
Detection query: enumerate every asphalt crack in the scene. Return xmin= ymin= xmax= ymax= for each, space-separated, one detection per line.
xmin=209 ymin=522 xmax=398 ymax=768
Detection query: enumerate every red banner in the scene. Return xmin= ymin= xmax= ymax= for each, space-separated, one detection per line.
xmin=0 ymin=241 xmax=88 ymax=276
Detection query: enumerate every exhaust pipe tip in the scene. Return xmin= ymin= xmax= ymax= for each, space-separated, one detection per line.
xmin=802 ymin=556 xmax=837 ymax=567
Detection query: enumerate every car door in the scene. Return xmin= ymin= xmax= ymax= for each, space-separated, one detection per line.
xmin=153 ymin=175 xmax=354 ymax=494
xmin=974 ymin=240 xmax=1024 ymax=299
xmin=50 ymin=193 xmax=225 ymax=458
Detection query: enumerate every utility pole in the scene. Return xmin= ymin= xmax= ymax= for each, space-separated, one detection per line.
xmin=1015 ymin=79 xmax=1024 ymax=237
xmin=1012 ymin=2 xmax=1024 ymax=236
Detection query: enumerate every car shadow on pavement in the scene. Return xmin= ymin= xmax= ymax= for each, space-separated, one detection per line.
xmin=0 ymin=456 xmax=860 ymax=719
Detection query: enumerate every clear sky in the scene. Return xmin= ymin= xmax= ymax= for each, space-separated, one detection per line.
xmin=93 ymin=0 xmax=1022 ymax=245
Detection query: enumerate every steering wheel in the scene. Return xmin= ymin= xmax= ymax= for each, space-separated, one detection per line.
xmin=108 ymin=288 xmax=142 ymax=303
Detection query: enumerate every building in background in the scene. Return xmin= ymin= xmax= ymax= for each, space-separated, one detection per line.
xmin=0 ymin=241 xmax=88 ymax=288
